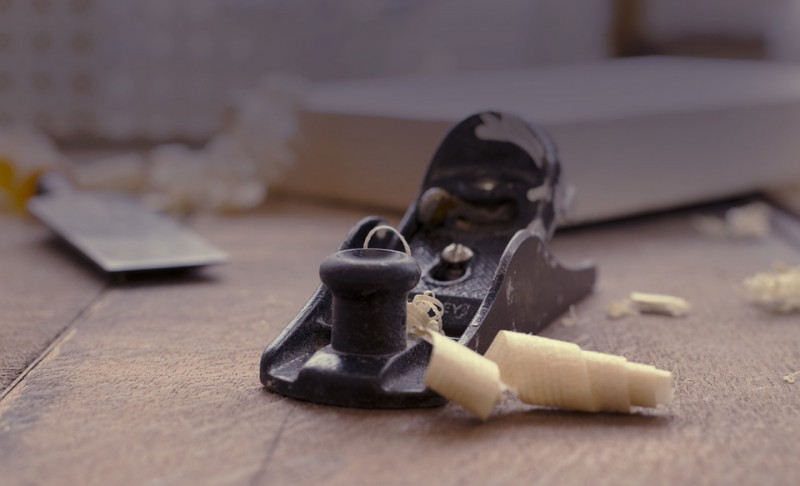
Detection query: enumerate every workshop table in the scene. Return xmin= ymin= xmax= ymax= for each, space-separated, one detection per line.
xmin=1 ymin=198 xmax=799 ymax=485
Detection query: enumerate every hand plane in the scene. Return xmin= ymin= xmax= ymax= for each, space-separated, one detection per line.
xmin=260 ymin=111 xmax=596 ymax=408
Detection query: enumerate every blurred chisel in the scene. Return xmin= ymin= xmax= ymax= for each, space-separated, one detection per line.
xmin=27 ymin=174 xmax=228 ymax=273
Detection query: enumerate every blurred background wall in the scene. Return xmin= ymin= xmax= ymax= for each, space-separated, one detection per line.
xmin=0 ymin=0 xmax=799 ymax=143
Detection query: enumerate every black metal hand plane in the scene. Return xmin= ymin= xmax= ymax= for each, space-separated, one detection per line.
xmin=260 ymin=111 xmax=596 ymax=408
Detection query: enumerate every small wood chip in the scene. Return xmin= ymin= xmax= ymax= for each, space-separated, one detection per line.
xmin=783 ymin=371 xmax=800 ymax=384
xmin=630 ymin=292 xmax=691 ymax=317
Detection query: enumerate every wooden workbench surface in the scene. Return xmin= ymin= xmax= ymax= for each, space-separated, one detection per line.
xmin=1 ymin=199 xmax=799 ymax=485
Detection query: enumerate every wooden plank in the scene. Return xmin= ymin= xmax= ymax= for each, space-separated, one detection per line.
xmin=0 ymin=200 xmax=368 ymax=484
xmin=1 ymin=201 xmax=799 ymax=485
xmin=0 ymin=215 xmax=106 ymax=393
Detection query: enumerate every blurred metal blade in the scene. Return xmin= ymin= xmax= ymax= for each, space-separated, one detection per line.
xmin=28 ymin=191 xmax=228 ymax=273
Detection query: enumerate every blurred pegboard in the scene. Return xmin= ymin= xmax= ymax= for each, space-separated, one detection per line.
xmin=0 ymin=0 xmax=99 ymax=138
xmin=0 ymin=0 xmax=301 ymax=141
xmin=0 ymin=0 xmax=610 ymax=143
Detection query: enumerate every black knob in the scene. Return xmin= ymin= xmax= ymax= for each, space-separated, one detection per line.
xmin=319 ymin=248 xmax=420 ymax=355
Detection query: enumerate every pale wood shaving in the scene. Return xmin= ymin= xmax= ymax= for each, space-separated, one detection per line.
xmin=743 ymin=266 xmax=800 ymax=313
xmin=424 ymin=329 xmax=673 ymax=419
xmin=783 ymin=370 xmax=800 ymax=384
xmin=630 ymin=292 xmax=690 ymax=317
xmin=690 ymin=202 xmax=772 ymax=240
xmin=407 ymin=291 xmax=444 ymax=336
xmin=485 ymin=331 xmax=673 ymax=413
xmin=363 ymin=224 xmax=411 ymax=256
xmin=423 ymin=331 xmax=504 ymax=421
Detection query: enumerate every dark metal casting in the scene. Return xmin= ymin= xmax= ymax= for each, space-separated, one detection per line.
xmin=260 ymin=111 xmax=597 ymax=408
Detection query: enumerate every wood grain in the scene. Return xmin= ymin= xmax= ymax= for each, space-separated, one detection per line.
xmin=1 ymin=200 xmax=799 ymax=485
xmin=0 ymin=216 xmax=105 ymax=393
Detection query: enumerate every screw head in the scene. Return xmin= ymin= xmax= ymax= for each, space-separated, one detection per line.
xmin=441 ymin=243 xmax=474 ymax=265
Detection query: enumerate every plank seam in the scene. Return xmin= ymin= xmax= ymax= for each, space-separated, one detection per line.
xmin=249 ymin=403 xmax=295 ymax=485
xmin=0 ymin=285 xmax=110 ymax=404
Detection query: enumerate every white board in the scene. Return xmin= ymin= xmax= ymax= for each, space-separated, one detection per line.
xmin=278 ymin=57 xmax=800 ymax=222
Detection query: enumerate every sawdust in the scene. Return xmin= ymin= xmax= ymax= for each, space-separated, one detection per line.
xmin=691 ymin=202 xmax=772 ymax=240
xmin=742 ymin=265 xmax=800 ymax=313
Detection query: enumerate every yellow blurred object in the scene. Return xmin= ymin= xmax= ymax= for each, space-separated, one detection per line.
xmin=0 ymin=157 xmax=43 ymax=213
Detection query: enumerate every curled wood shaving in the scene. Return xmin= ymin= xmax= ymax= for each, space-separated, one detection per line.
xmin=691 ymin=202 xmax=772 ymax=240
xmin=363 ymin=224 xmax=412 ymax=256
xmin=423 ymin=331 xmax=504 ymax=421
xmin=407 ymin=291 xmax=444 ymax=336
xmin=360 ymin=225 xmax=447 ymax=335
xmin=783 ymin=371 xmax=800 ymax=384
xmin=360 ymin=224 xmax=446 ymax=335
xmin=486 ymin=331 xmax=672 ymax=413
xmin=742 ymin=266 xmax=800 ymax=313
xmin=423 ymin=330 xmax=673 ymax=419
